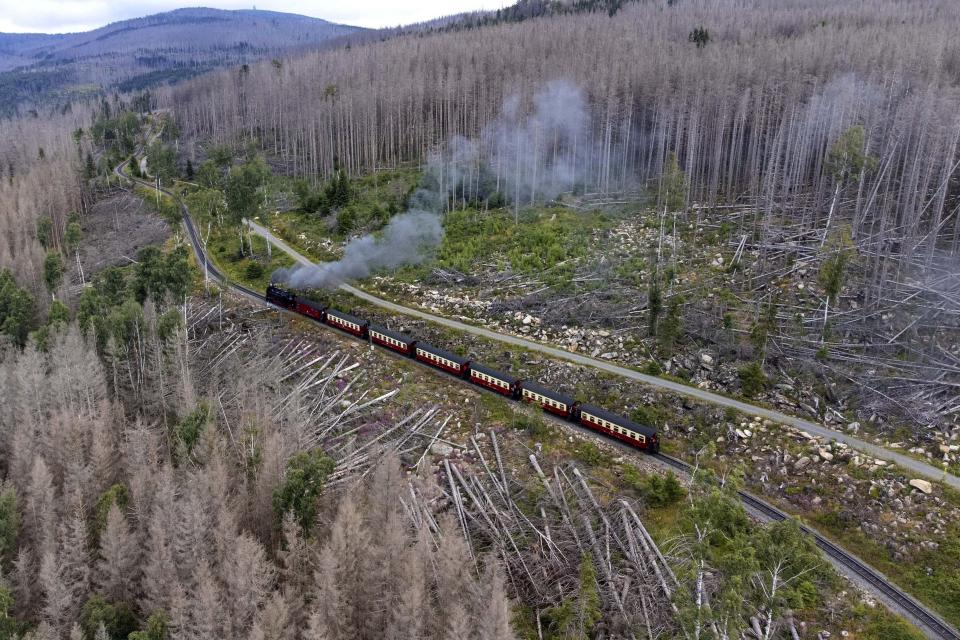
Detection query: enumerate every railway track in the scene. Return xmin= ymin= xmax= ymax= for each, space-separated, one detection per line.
xmin=654 ymin=454 xmax=960 ymax=640
xmin=115 ymin=160 xmax=959 ymax=640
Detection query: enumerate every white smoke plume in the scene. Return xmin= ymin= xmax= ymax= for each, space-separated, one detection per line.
xmin=273 ymin=80 xmax=608 ymax=290
xmin=272 ymin=210 xmax=442 ymax=289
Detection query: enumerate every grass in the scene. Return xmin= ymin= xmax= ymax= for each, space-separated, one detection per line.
xmin=427 ymin=206 xmax=607 ymax=287
xmin=209 ymin=232 xmax=295 ymax=291
xmin=811 ymin=510 xmax=960 ymax=628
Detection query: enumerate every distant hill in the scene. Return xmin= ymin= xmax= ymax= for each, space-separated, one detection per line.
xmin=0 ymin=7 xmax=365 ymax=116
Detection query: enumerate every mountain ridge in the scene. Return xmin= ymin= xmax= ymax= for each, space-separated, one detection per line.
xmin=0 ymin=7 xmax=365 ymax=116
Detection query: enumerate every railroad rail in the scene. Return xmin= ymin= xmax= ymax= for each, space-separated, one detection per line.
xmin=114 ymin=160 xmax=959 ymax=640
xmin=655 ymin=454 xmax=959 ymax=640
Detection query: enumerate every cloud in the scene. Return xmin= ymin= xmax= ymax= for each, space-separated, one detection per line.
xmin=0 ymin=0 xmax=507 ymax=33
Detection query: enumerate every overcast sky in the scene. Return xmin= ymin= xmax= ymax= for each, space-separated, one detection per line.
xmin=0 ymin=0 xmax=508 ymax=34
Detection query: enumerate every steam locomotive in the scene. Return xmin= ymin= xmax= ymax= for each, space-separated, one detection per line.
xmin=266 ymin=285 xmax=659 ymax=453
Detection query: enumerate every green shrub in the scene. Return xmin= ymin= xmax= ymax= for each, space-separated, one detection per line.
xmin=513 ymin=415 xmax=550 ymax=439
xmin=81 ymin=595 xmax=138 ymax=640
xmin=93 ymin=484 xmax=129 ymax=537
xmin=574 ymin=441 xmax=611 ymax=467
xmin=176 ymin=404 xmax=209 ymax=458
xmin=244 ymin=261 xmax=264 ymax=281
xmin=738 ymin=361 xmax=767 ymax=398
xmin=643 ymin=471 xmax=685 ymax=507
xmin=273 ymin=448 xmax=335 ymax=532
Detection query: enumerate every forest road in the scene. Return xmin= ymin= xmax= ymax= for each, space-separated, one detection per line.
xmin=246 ymin=219 xmax=960 ymax=491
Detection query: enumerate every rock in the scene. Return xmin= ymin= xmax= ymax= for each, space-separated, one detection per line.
xmin=431 ymin=442 xmax=454 ymax=457
xmin=600 ymin=352 xmax=618 ymax=360
xmin=700 ymin=353 xmax=714 ymax=366
xmin=598 ymin=330 xmax=610 ymax=337
xmin=735 ymin=429 xmax=748 ymax=439
xmin=795 ymin=456 xmax=812 ymax=470
xmin=848 ymin=421 xmax=860 ymax=433
xmin=909 ymin=479 xmax=933 ymax=494
xmin=522 ymin=315 xmax=533 ymax=325
xmin=818 ymin=449 xmax=834 ymax=462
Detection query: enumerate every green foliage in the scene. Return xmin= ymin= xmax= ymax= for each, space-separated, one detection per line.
xmin=336 ymin=206 xmax=357 ymax=235
xmin=128 ymin=611 xmax=169 ymax=640
xmin=513 ymin=414 xmax=551 ymax=439
xmin=36 ymin=216 xmax=53 ymax=248
xmin=0 ymin=269 xmax=36 ymax=345
xmin=643 ymin=471 xmax=685 ymax=507
xmin=47 ymin=300 xmax=70 ymax=327
xmin=273 ymin=448 xmax=335 ymax=533
xmin=81 ymin=595 xmax=138 ymax=640
xmin=438 ymin=208 xmax=590 ymax=280
xmin=631 ymin=404 xmax=664 ymax=428
xmin=185 ymin=188 xmax=227 ymax=225
xmin=0 ymin=486 xmax=20 ymax=562
xmin=43 ymin=251 xmax=64 ymax=293
xmin=658 ymin=295 xmax=684 ymax=354
xmin=293 ymin=179 xmax=328 ymax=213
xmin=738 ymin=361 xmax=767 ymax=398
xmin=93 ymin=484 xmax=130 ymax=537
xmin=0 ymin=586 xmax=24 ymax=639
xmin=860 ymin=610 xmax=924 ymax=640
xmin=326 ymin=168 xmax=352 ymax=209
xmin=90 ymin=110 xmax=139 ymax=157
xmin=647 ymin=281 xmax=663 ymax=336
xmin=659 ymin=151 xmax=687 ymax=211
xmin=65 ymin=220 xmax=83 ymax=253
xmin=208 ymin=145 xmax=234 ymax=168
xmin=157 ymin=308 xmax=182 ymax=342
xmin=132 ymin=245 xmax=191 ymax=305
xmin=689 ymin=26 xmax=711 ymax=47
xmin=146 ymin=141 xmax=178 ymax=186
xmin=573 ymin=441 xmax=611 ymax=467
xmin=748 ymin=297 xmax=777 ymax=360
xmin=244 ymin=261 xmax=265 ymax=281
xmin=826 ymin=125 xmax=876 ymax=183
xmin=644 ymin=360 xmax=663 ymax=376
xmin=175 ymin=405 xmax=209 ymax=459
xmin=541 ymin=556 xmax=602 ymax=639
xmin=84 ymin=152 xmax=97 ymax=179
xmin=195 ymin=160 xmax=222 ymax=189
xmin=819 ymin=227 xmax=854 ymax=304
xmin=225 ymin=157 xmax=271 ymax=225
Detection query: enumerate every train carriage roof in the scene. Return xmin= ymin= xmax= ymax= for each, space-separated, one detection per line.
xmin=326 ymin=307 xmax=368 ymax=326
xmin=579 ymin=403 xmax=657 ymax=437
xmin=521 ymin=382 xmax=576 ymax=406
xmin=469 ymin=362 xmax=519 ymax=385
xmin=415 ymin=342 xmax=469 ymax=366
xmin=295 ymin=296 xmax=327 ymax=312
xmin=368 ymin=324 xmax=416 ymax=346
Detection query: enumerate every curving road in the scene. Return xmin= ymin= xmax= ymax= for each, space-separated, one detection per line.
xmin=245 ymin=219 xmax=960 ymax=490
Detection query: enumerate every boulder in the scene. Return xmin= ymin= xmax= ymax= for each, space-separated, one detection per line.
xmin=431 ymin=442 xmax=454 ymax=457
xmin=795 ymin=456 xmax=812 ymax=471
xmin=700 ymin=353 xmax=714 ymax=366
xmin=909 ymin=479 xmax=933 ymax=495
xmin=818 ymin=449 xmax=834 ymax=462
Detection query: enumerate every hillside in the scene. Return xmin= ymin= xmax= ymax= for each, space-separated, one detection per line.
xmin=0 ymin=8 xmax=364 ymax=116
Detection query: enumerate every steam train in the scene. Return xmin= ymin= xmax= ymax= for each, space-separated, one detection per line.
xmin=266 ymin=285 xmax=659 ymax=453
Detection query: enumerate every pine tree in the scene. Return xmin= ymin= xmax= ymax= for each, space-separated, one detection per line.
xmin=96 ymin=504 xmax=138 ymax=602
